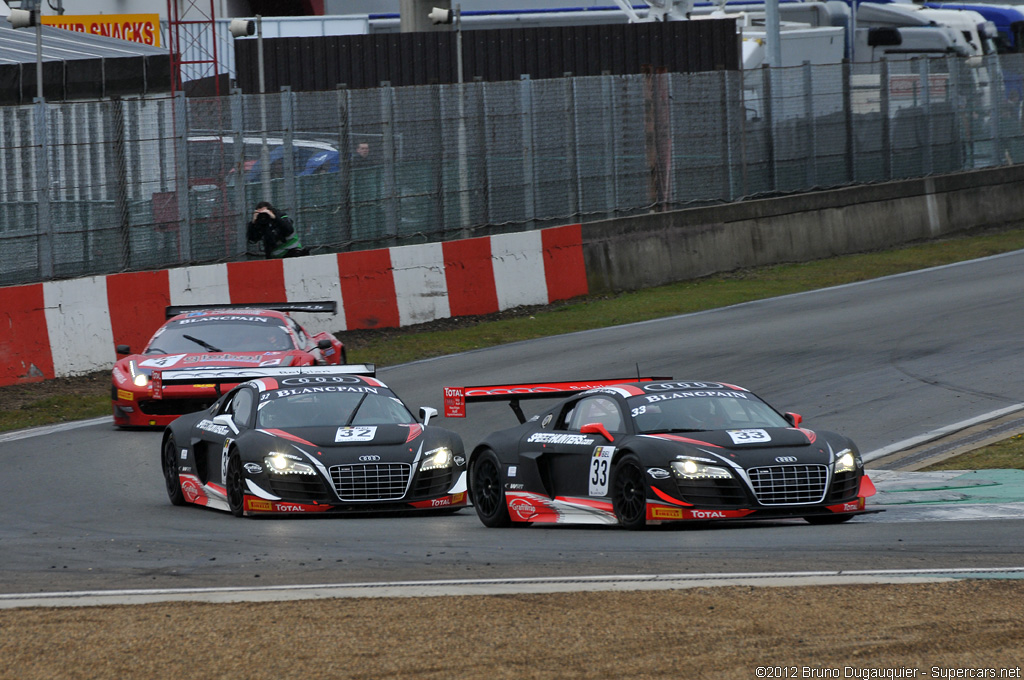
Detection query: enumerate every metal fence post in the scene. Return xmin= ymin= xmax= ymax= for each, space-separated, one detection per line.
xmin=761 ymin=65 xmax=776 ymax=192
xmin=336 ymin=84 xmax=352 ymax=245
xmin=32 ymin=98 xmax=53 ymax=279
xmin=920 ymin=58 xmax=933 ymax=175
xmin=601 ymin=73 xmax=617 ymax=218
xmin=842 ymin=60 xmax=854 ymax=183
xmin=566 ymin=76 xmax=580 ymax=221
xmin=281 ymin=86 xmax=297 ymax=218
xmin=110 ymin=98 xmax=132 ymax=270
xmin=880 ymin=59 xmax=892 ymax=180
xmin=230 ymin=88 xmax=247 ymax=255
xmin=173 ymin=91 xmax=192 ymax=262
xmin=520 ymin=74 xmax=536 ymax=227
xmin=380 ymin=83 xmax=398 ymax=240
xmin=721 ymin=69 xmax=737 ymax=201
xmin=802 ymin=61 xmax=817 ymax=188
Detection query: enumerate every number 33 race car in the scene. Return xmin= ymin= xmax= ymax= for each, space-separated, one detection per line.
xmin=162 ymin=366 xmax=467 ymax=517
xmin=444 ymin=378 xmax=877 ymax=530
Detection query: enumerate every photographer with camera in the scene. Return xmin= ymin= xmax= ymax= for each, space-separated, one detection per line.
xmin=246 ymin=201 xmax=307 ymax=259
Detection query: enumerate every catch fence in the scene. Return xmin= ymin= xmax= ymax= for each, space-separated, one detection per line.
xmin=1 ymin=53 xmax=1022 ymax=287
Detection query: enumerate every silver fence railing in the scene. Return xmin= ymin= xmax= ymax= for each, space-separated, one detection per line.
xmin=2 ymin=53 xmax=1023 ymax=287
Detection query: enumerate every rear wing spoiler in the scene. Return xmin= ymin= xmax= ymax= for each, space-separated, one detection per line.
xmin=151 ymin=364 xmax=376 ymax=399
xmin=165 ymin=301 xmax=337 ymax=319
xmin=443 ymin=376 xmax=671 ymax=423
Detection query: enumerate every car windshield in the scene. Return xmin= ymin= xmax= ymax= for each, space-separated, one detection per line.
xmin=145 ymin=321 xmax=295 ymax=354
xmin=257 ymin=391 xmax=414 ymax=429
xmin=628 ymin=391 xmax=791 ymax=433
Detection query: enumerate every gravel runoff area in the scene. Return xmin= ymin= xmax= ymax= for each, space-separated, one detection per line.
xmin=2 ymin=580 xmax=1023 ymax=679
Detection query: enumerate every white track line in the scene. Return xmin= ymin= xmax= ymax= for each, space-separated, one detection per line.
xmin=3 ymin=568 xmax=1024 ymax=609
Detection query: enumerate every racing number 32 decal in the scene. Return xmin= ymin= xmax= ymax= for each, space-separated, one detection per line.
xmin=589 ymin=446 xmax=616 ymax=496
xmin=335 ymin=426 xmax=377 ymax=443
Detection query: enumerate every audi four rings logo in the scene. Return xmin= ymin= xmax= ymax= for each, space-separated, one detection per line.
xmin=358 ymin=455 xmax=381 ymax=462
xmin=281 ymin=376 xmax=361 ymax=385
xmin=644 ymin=382 xmax=727 ymax=391
xmin=775 ymin=456 xmax=798 ymax=463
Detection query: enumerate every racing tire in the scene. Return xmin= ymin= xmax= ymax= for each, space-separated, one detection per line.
xmin=470 ymin=450 xmax=512 ymax=528
xmin=612 ymin=454 xmax=649 ymax=531
xmin=225 ymin=451 xmax=246 ymax=518
xmin=161 ymin=436 xmax=186 ymax=506
xmin=804 ymin=514 xmax=855 ymax=525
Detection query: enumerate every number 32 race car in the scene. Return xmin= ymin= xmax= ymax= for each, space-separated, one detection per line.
xmin=162 ymin=366 xmax=468 ymax=517
xmin=444 ymin=378 xmax=877 ymax=530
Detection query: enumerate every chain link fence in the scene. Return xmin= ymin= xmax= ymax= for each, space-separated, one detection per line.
xmin=2 ymin=53 xmax=1022 ymax=287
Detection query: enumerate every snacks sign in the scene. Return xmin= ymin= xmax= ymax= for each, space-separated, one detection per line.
xmin=42 ymin=14 xmax=161 ymax=47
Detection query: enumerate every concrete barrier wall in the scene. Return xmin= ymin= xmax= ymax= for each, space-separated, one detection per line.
xmin=0 ymin=224 xmax=587 ymax=385
xmin=582 ymin=166 xmax=1024 ymax=293
xmin=2 ymin=164 xmax=1023 ymax=386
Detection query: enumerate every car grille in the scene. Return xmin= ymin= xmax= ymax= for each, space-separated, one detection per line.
xmin=330 ymin=463 xmax=411 ymax=501
xmin=748 ymin=464 xmax=828 ymax=505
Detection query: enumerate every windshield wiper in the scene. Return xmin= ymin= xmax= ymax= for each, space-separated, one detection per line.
xmin=182 ymin=334 xmax=222 ymax=353
xmin=344 ymin=394 xmax=369 ymax=426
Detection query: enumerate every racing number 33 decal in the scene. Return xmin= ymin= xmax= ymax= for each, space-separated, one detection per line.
xmin=589 ymin=446 xmax=615 ymax=496
xmin=727 ymin=429 xmax=771 ymax=445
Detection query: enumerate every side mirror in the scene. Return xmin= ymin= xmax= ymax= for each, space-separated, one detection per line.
xmin=580 ymin=422 xmax=614 ymax=442
xmin=213 ymin=413 xmax=239 ymax=435
xmin=785 ymin=412 xmax=803 ymax=428
xmin=116 ymin=344 xmax=131 ymax=355
xmin=420 ymin=406 xmax=438 ymax=426
xmin=317 ymin=338 xmax=332 ymax=350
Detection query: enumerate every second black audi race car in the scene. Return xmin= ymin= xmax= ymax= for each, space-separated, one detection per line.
xmin=162 ymin=366 xmax=467 ymax=517
xmin=444 ymin=378 xmax=878 ymax=529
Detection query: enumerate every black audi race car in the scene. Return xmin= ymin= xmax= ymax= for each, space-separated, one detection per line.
xmin=162 ymin=366 xmax=467 ymax=517
xmin=444 ymin=378 xmax=877 ymax=529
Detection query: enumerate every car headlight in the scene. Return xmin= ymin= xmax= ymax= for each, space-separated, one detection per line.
xmin=834 ymin=449 xmax=860 ymax=474
xmin=420 ymin=447 xmax=453 ymax=471
xmin=671 ymin=459 xmax=732 ymax=480
xmin=128 ymin=361 xmax=149 ymax=388
xmin=264 ymin=452 xmax=316 ymax=476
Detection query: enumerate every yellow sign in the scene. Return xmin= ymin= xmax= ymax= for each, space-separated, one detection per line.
xmin=42 ymin=14 xmax=161 ymax=48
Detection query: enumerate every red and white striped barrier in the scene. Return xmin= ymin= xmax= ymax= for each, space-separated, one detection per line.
xmin=0 ymin=224 xmax=587 ymax=386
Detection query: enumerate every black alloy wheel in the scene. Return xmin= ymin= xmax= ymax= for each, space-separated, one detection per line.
xmin=471 ymin=450 xmax=512 ymax=527
xmin=225 ymin=452 xmax=246 ymax=517
xmin=612 ymin=454 xmax=648 ymax=530
xmin=162 ymin=436 xmax=186 ymax=506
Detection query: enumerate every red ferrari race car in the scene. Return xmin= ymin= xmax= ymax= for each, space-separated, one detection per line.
xmin=112 ymin=302 xmax=346 ymax=427
xmin=445 ymin=378 xmax=879 ymax=529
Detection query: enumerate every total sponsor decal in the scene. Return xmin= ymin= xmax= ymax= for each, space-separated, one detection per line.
xmin=647 ymin=506 xmax=756 ymax=521
xmin=409 ymin=492 xmax=469 ymax=509
xmin=117 ymin=389 xmax=134 ymax=401
xmin=826 ymin=498 xmax=865 ymax=513
xmin=245 ymin=498 xmax=331 ymax=513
